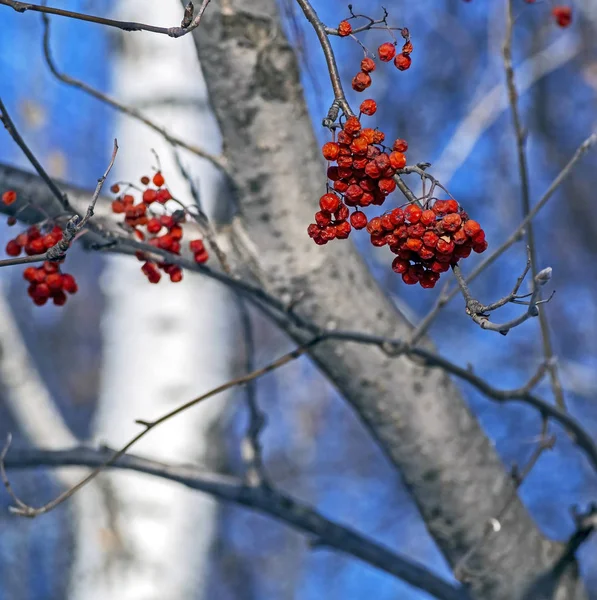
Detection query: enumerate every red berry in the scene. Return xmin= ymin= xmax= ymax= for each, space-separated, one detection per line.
xmin=463 ymin=220 xmax=481 ymax=237
xmin=5 ymin=240 xmax=21 ymax=256
xmin=552 ymin=6 xmax=572 ymax=27
xmin=147 ymin=218 xmax=161 ymax=234
xmin=378 ymin=42 xmax=396 ymax=62
xmin=52 ymin=291 xmax=67 ymax=306
xmin=352 ymin=72 xmax=372 ymax=92
xmin=404 ymin=204 xmax=422 ymax=223
xmin=360 ymin=99 xmax=377 ymax=116
xmin=153 ymin=172 xmax=165 ymax=187
xmin=322 ymin=142 xmax=340 ymax=161
xmin=389 ymin=151 xmax=406 ymax=170
xmin=110 ymin=184 xmax=120 ymax=194
xmin=143 ymin=189 xmax=158 ymax=204
xmin=350 ymin=211 xmax=368 ymax=230
xmin=338 ymin=20 xmax=352 ymax=36
xmin=61 ymin=274 xmax=78 ymax=294
xmin=344 ymin=117 xmax=362 ymax=135
xmin=378 ymin=178 xmax=396 ymax=195
xmin=2 ymin=190 xmax=17 ymax=205
xmin=392 ymin=258 xmax=409 ymax=274
xmin=189 ymin=239 xmax=205 ymax=254
xmin=319 ymin=193 xmax=340 ymax=213
xmin=140 ymin=176 xmax=150 ymax=185
xmin=394 ymin=53 xmax=412 ymax=71
xmin=393 ymin=139 xmax=408 ymax=153
xmin=360 ymin=57 xmax=376 ymax=73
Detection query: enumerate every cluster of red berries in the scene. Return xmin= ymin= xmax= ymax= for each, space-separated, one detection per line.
xmin=2 ymin=219 xmax=78 ymax=306
xmin=308 ymin=112 xmax=408 ymax=244
xmin=23 ymin=261 xmax=78 ymax=306
xmin=109 ymin=171 xmax=209 ymax=284
xmin=3 ymin=190 xmax=79 ymax=307
xmin=368 ymin=200 xmax=487 ymax=288
xmin=5 ymin=224 xmax=63 ymax=258
xmin=350 ymin=34 xmax=413 ymax=92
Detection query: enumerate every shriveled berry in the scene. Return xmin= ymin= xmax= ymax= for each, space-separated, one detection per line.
xmin=389 ymin=151 xmax=406 ymax=169
xmin=392 ymin=257 xmax=409 ymax=274
xmin=378 ymin=178 xmax=396 ymax=195
xmin=322 ymin=142 xmax=340 ymax=161
xmin=344 ymin=116 xmax=362 ymax=135
xmin=338 ymin=20 xmax=352 ymax=36
xmin=360 ymin=57 xmax=376 ymax=73
xmin=442 ymin=213 xmax=462 ymax=232
xmin=463 ymin=219 xmax=481 ymax=237
xmin=393 ymin=139 xmax=408 ymax=153
xmin=394 ymin=53 xmax=412 ymax=71
xmin=360 ymin=99 xmax=377 ymax=116
xmin=140 ymin=176 xmax=150 ymax=185
xmin=352 ymin=72 xmax=372 ymax=92
xmin=378 ymin=42 xmax=396 ymax=62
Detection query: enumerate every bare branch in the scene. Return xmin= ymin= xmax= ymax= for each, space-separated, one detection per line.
xmin=3 ymin=445 xmax=468 ymax=600
xmin=0 ymin=338 xmax=320 ymax=516
xmin=40 ymin=13 xmax=228 ymax=173
xmin=503 ymin=0 xmax=566 ymax=411
xmin=0 ymin=0 xmax=211 ymax=38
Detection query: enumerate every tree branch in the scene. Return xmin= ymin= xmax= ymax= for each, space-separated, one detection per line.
xmin=4 ymin=445 xmax=468 ymax=600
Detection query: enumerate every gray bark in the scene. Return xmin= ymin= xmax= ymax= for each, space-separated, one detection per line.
xmin=184 ymin=1 xmax=586 ymax=598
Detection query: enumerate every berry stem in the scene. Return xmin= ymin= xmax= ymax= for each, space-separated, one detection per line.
xmin=295 ymin=0 xmax=354 ymax=119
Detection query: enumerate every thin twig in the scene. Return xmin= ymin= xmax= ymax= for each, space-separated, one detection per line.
xmin=40 ymin=13 xmax=228 ymax=173
xmin=0 ymin=338 xmax=320 ymax=517
xmin=1 ymin=0 xmax=210 ymax=38
xmin=503 ymin=0 xmax=565 ymax=411
xmin=0 ymin=96 xmax=68 ymax=208
xmin=295 ymin=0 xmax=354 ymax=120
xmin=236 ymin=296 xmax=269 ymax=488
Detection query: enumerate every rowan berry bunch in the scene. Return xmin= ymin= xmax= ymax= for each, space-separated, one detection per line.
xmin=308 ymin=14 xmax=488 ymax=288
xmin=351 ymin=32 xmax=413 ymax=92
xmin=109 ymin=170 xmax=209 ymax=285
xmin=23 ymin=260 xmax=78 ymax=306
xmin=307 ymin=111 xmax=408 ymax=245
xmin=369 ymin=199 xmax=487 ymax=289
xmin=3 ymin=218 xmax=79 ymax=306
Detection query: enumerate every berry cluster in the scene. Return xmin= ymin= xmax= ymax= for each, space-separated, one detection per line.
xmin=351 ymin=34 xmax=413 ymax=93
xmin=308 ymin=112 xmax=408 ymax=245
xmin=308 ymin=18 xmax=488 ymax=287
xmin=23 ymin=261 xmax=78 ymax=306
xmin=369 ymin=200 xmax=486 ymax=288
xmin=109 ymin=171 xmax=209 ymax=284
xmin=3 ymin=221 xmax=79 ymax=306
xmin=5 ymin=224 xmax=63 ymax=258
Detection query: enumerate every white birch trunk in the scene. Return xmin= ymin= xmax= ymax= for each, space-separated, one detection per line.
xmin=69 ymin=1 xmax=234 ymax=598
